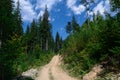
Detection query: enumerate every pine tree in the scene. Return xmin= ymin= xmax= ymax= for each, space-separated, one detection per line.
xmin=66 ymin=22 xmax=72 ymax=34
xmin=25 ymin=25 xmax=30 ymax=37
xmin=55 ymin=32 xmax=60 ymax=52
xmin=55 ymin=32 xmax=63 ymax=52
xmin=49 ymin=35 xmax=54 ymax=51
xmin=40 ymin=6 xmax=52 ymax=51
xmin=0 ymin=0 xmax=14 ymax=48
xmin=59 ymin=37 xmax=63 ymax=50
xmin=30 ymin=20 xmax=37 ymax=53
xmin=71 ymin=16 xmax=80 ymax=33
xmin=14 ymin=0 xmax=23 ymax=36
xmin=38 ymin=16 xmax=42 ymax=48
xmin=66 ymin=16 xmax=80 ymax=34
xmin=0 ymin=0 xmax=18 ymax=79
xmin=111 ymin=0 xmax=120 ymax=12
xmin=25 ymin=25 xmax=31 ymax=54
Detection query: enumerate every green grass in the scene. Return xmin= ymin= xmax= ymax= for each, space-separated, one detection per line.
xmin=12 ymin=51 xmax=55 ymax=78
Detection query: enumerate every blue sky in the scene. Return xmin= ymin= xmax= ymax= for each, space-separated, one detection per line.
xmin=13 ymin=0 xmax=112 ymax=40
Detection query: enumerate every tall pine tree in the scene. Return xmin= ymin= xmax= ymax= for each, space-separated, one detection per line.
xmin=38 ymin=16 xmax=42 ymax=48
xmin=66 ymin=22 xmax=72 ymax=34
xmin=25 ymin=25 xmax=31 ymax=54
xmin=14 ymin=0 xmax=23 ymax=37
xmin=71 ymin=16 xmax=80 ymax=33
xmin=111 ymin=0 xmax=120 ymax=12
xmin=0 ymin=0 xmax=14 ymax=48
xmin=55 ymin=32 xmax=60 ymax=52
xmin=66 ymin=16 xmax=80 ymax=34
xmin=30 ymin=20 xmax=38 ymax=53
xmin=0 ymin=0 xmax=18 ymax=79
xmin=40 ymin=6 xmax=52 ymax=51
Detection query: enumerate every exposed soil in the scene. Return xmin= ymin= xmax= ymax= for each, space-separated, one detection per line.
xmin=35 ymin=55 xmax=78 ymax=80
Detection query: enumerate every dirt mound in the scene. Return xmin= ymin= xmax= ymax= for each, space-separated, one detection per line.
xmin=83 ymin=64 xmax=103 ymax=80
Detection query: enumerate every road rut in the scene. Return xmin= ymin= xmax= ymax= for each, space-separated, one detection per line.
xmin=35 ymin=55 xmax=77 ymax=80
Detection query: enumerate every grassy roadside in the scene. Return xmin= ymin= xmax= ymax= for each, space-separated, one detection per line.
xmin=12 ymin=51 xmax=55 ymax=79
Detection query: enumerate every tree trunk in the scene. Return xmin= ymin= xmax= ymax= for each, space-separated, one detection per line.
xmin=0 ymin=29 xmax=2 ymax=48
xmin=41 ymin=37 xmax=42 ymax=50
xmin=0 ymin=40 xmax=1 ymax=48
xmin=46 ymin=39 xmax=48 ymax=51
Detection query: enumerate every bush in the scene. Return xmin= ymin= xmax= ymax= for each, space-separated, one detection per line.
xmin=62 ymin=14 xmax=120 ymax=77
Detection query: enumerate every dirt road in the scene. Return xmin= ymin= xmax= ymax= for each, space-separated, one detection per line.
xmin=35 ymin=55 xmax=77 ymax=80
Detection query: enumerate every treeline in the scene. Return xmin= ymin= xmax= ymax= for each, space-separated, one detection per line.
xmin=0 ymin=0 xmax=62 ymax=80
xmin=25 ymin=6 xmax=62 ymax=53
xmin=62 ymin=0 xmax=120 ymax=77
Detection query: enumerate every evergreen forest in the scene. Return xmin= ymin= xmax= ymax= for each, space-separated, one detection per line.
xmin=0 ymin=0 xmax=120 ymax=80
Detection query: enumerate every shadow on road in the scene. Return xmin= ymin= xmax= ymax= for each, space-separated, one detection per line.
xmin=14 ymin=76 xmax=34 ymax=80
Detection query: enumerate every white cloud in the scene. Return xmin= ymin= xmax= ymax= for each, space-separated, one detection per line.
xmin=36 ymin=0 xmax=62 ymax=19
xmin=36 ymin=0 xmax=57 ymax=11
xmin=93 ymin=1 xmax=105 ymax=15
xmin=72 ymin=5 xmax=85 ymax=14
xmin=60 ymin=27 xmax=64 ymax=32
xmin=14 ymin=0 xmax=62 ymax=22
xmin=48 ymin=17 xmax=55 ymax=22
xmin=94 ymin=0 xmax=99 ymax=3
xmin=67 ymin=0 xmax=76 ymax=8
xmin=66 ymin=0 xmax=85 ymax=15
xmin=93 ymin=0 xmax=111 ymax=16
xmin=14 ymin=0 xmax=37 ymax=22
xmin=88 ymin=11 xmax=93 ymax=16
xmin=37 ymin=11 xmax=44 ymax=19
xmin=55 ymin=9 xmax=61 ymax=12
xmin=58 ymin=0 xmax=63 ymax=2
xmin=51 ymin=18 xmax=55 ymax=22
xmin=104 ymin=0 xmax=111 ymax=12
xmin=66 ymin=13 xmax=72 ymax=16
xmin=66 ymin=0 xmax=112 ymax=17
